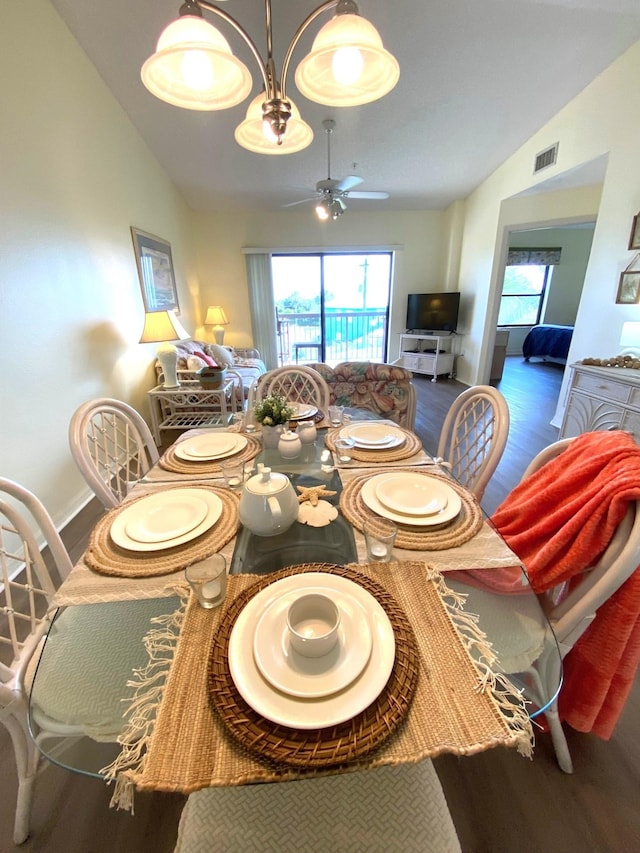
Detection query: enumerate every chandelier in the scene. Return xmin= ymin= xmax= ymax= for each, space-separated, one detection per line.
xmin=141 ymin=0 xmax=399 ymax=155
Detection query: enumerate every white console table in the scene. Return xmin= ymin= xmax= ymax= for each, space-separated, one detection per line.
xmin=147 ymin=380 xmax=237 ymax=445
xmin=559 ymin=363 xmax=640 ymax=438
xmin=394 ymin=333 xmax=458 ymax=382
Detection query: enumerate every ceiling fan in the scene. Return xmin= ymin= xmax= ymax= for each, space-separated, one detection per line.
xmin=284 ymin=119 xmax=389 ymax=220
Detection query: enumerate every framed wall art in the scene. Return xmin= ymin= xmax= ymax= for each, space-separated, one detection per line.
xmin=616 ymin=270 xmax=640 ymax=304
xmin=131 ymin=227 xmax=179 ymax=312
xmin=629 ymin=213 xmax=640 ymax=251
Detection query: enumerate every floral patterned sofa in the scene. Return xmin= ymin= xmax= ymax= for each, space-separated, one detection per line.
xmin=309 ymin=361 xmax=416 ymax=429
xmin=155 ymin=340 xmax=266 ymax=403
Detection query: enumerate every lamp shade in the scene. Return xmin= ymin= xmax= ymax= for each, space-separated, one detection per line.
xmin=205 ymin=306 xmax=229 ymax=327
xmin=295 ymin=13 xmax=399 ymax=107
xmin=234 ymin=95 xmax=313 ymax=154
xmin=620 ymin=321 xmax=640 ymax=351
xmin=141 ymin=15 xmax=252 ymax=111
xmin=139 ymin=310 xmax=190 ymax=344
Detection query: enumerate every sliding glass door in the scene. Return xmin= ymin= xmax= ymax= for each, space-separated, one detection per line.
xmin=272 ymin=252 xmax=393 ymax=366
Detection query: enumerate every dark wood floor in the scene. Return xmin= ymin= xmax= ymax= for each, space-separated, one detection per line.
xmin=2 ymin=356 xmax=639 ymax=852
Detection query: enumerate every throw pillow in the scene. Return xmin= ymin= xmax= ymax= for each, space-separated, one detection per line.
xmin=193 ymin=350 xmax=216 ymax=367
xmin=187 ymin=355 xmax=207 ymax=371
xmin=210 ymin=344 xmax=235 ymax=369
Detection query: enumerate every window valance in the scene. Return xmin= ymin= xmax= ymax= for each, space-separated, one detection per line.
xmin=507 ymin=247 xmax=562 ymax=266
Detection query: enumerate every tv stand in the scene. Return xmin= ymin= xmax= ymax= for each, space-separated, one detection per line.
xmin=394 ymin=332 xmax=458 ymax=382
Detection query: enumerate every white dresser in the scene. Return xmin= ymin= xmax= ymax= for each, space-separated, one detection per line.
xmin=394 ymin=333 xmax=457 ymax=382
xmin=559 ymin=363 xmax=640 ymax=438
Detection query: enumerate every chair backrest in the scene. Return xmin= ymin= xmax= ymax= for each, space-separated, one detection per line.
xmin=436 ymin=385 xmax=510 ymax=502
xmin=249 ymin=366 xmax=331 ymax=414
xmin=518 ymin=437 xmax=640 ymax=654
xmin=0 ymin=478 xmax=71 ymax=683
xmin=68 ymin=398 xmax=159 ymax=510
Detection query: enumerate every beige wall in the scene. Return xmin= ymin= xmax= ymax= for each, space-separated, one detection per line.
xmin=1 ymin=0 xmax=194 ymax=527
xmin=190 ymin=209 xmax=448 ymax=361
xmin=457 ymin=39 xmax=640 ymax=396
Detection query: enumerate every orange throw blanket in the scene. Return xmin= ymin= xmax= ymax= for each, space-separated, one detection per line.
xmin=489 ymin=430 xmax=640 ymax=739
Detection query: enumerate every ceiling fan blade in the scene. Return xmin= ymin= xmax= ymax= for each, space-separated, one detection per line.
xmin=335 ymin=174 xmax=363 ymax=192
xmin=347 ymin=191 xmax=390 ymax=200
xmin=282 ymin=197 xmax=317 ymax=208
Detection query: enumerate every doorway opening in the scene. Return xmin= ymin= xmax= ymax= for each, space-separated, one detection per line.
xmin=271 ymin=252 xmax=393 ymax=366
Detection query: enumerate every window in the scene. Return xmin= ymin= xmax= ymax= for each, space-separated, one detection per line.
xmin=497 ymin=264 xmax=552 ymax=326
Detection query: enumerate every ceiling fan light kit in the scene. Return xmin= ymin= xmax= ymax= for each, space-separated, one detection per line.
xmin=141 ymin=0 xmax=399 ymax=154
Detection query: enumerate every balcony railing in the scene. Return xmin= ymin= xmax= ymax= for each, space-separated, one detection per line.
xmin=277 ymin=310 xmax=388 ymax=366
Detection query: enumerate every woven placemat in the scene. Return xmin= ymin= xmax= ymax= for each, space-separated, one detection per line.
xmin=340 ymin=469 xmax=483 ymax=550
xmin=325 ymin=427 xmax=422 ymax=463
xmin=208 ymin=563 xmax=419 ymax=768
xmin=85 ymin=485 xmax=240 ymax=577
xmin=159 ymin=435 xmax=262 ymax=475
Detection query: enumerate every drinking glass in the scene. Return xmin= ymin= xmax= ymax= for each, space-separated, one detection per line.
xmin=363 ymin=518 xmax=397 ymax=563
xmin=334 ymin=437 xmax=355 ymax=464
xmin=185 ymin=554 xmax=227 ymax=609
xmin=328 ymin=405 xmax=345 ymax=426
xmin=221 ymin=460 xmax=244 ymax=492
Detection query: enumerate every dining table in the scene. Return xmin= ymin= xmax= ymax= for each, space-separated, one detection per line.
xmin=28 ymin=410 xmax=562 ymax=807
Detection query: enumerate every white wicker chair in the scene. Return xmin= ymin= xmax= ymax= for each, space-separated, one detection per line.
xmin=68 ymin=398 xmax=159 ymax=509
xmin=447 ymin=436 xmax=640 ymax=773
xmin=173 ymin=761 xmax=460 ymax=853
xmin=436 ymin=385 xmax=509 ymax=502
xmin=0 ymin=478 xmax=72 ymax=844
xmin=248 ymin=366 xmax=331 ymax=415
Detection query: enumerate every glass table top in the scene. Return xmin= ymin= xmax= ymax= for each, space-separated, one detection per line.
xmin=29 ymin=431 xmax=562 ymax=778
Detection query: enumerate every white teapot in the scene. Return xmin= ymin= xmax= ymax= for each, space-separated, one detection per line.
xmin=239 ymin=465 xmax=299 ymax=537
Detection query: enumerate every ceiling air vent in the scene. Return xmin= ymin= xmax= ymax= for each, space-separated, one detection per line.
xmin=534 ymin=143 xmax=559 ymax=174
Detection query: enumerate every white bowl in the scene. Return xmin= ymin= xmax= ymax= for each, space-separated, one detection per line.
xmin=286 ymin=593 xmax=341 ymax=658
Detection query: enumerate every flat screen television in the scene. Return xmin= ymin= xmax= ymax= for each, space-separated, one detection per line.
xmin=406 ymin=292 xmax=460 ymax=333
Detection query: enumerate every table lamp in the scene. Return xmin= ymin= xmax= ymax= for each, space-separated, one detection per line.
xmin=139 ymin=310 xmax=190 ymax=388
xmin=619 ymin=321 xmax=640 ymax=355
xmin=205 ymin=306 xmax=229 ymax=345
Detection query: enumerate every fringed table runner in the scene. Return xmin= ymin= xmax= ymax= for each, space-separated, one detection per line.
xmin=340 ymin=468 xmax=483 ymax=551
xmin=325 ymin=426 xmax=422 ymax=464
xmin=84 ymin=485 xmax=239 ymax=578
xmin=104 ymin=561 xmax=533 ymax=807
xmin=159 ymin=435 xmax=262 ymax=476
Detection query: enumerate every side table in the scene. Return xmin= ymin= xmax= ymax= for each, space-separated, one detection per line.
xmin=147 ymin=380 xmax=237 ymax=444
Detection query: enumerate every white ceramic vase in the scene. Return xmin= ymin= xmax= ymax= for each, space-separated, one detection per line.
xmin=260 ymin=424 xmax=285 ymax=449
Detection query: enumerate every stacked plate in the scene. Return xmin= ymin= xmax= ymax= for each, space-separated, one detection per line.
xmin=110 ymin=488 xmax=222 ymax=551
xmin=338 ymin=422 xmax=406 ymax=450
xmin=228 ymin=572 xmax=396 ymax=729
xmin=174 ymin=433 xmax=248 ymax=462
xmin=287 ymin=402 xmax=318 ymax=421
xmin=361 ymin=472 xmax=461 ymax=527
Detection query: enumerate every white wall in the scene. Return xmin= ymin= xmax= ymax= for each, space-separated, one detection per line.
xmin=0 ymin=0 xmax=194 ymax=528
xmin=457 ymin=30 xmax=640 ymax=400
xmin=190 ymin=210 xmax=449 ymax=364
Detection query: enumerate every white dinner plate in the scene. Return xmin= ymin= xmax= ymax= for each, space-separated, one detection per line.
xmin=110 ymin=489 xmax=222 ymax=552
xmin=229 ymin=572 xmax=395 ymax=729
xmin=252 ymin=585 xmax=373 ymax=699
xmin=374 ymin=474 xmax=449 ymax=517
xmin=361 ymin=473 xmax=462 ymax=527
xmin=175 ymin=433 xmax=248 ymax=461
xmin=125 ymin=492 xmax=209 ymax=543
xmin=339 ymin=422 xmax=406 ymax=450
xmin=288 ymin=402 xmax=318 ymax=420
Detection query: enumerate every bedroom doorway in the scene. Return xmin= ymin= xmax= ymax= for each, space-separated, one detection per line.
xmin=493 ymin=220 xmax=596 ymax=426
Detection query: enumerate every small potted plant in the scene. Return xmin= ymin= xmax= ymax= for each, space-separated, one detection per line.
xmin=253 ymin=394 xmax=294 ymax=448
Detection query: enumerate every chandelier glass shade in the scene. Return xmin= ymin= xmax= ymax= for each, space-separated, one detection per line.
xmin=295 ymin=13 xmax=399 ymax=107
xmin=234 ymin=94 xmax=313 ymax=154
xmin=141 ymin=0 xmax=399 ymax=154
xmin=141 ymin=16 xmax=252 ymax=111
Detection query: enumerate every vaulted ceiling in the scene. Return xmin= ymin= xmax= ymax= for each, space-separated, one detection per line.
xmin=50 ymin=0 xmax=640 ymax=212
